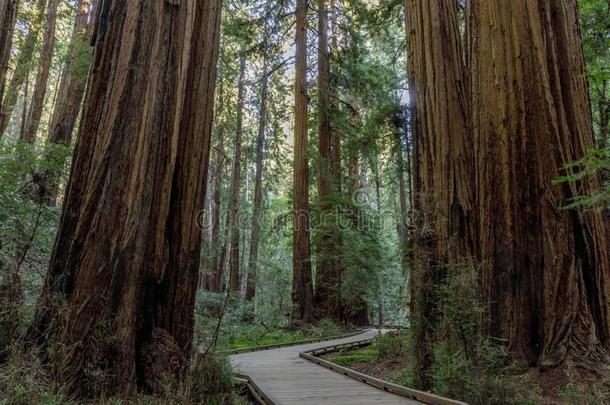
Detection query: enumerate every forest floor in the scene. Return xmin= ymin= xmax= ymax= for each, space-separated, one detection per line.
xmin=322 ymin=332 xmax=412 ymax=386
xmin=322 ymin=345 xmax=411 ymax=386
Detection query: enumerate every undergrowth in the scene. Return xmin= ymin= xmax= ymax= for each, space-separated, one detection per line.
xmin=195 ymin=290 xmax=350 ymax=352
xmin=426 ymin=263 xmax=540 ymax=405
xmin=0 ymin=348 xmax=238 ymax=405
xmin=329 ymin=331 xmax=408 ymax=367
xmin=330 ymin=346 xmax=378 ymax=366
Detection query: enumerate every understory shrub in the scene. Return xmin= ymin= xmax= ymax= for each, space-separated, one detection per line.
xmin=426 ymin=263 xmax=540 ymax=404
xmin=176 ymin=352 xmax=234 ymax=404
xmin=377 ymin=332 xmax=408 ymax=360
xmin=0 ymin=350 xmax=66 ymax=405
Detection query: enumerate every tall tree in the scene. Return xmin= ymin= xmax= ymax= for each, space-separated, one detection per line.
xmin=292 ymin=0 xmax=314 ymax=324
xmin=345 ymin=148 xmax=370 ymax=326
xmin=394 ymin=110 xmax=409 ymax=285
xmin=209 ymin=79 xmax=226 ymax=293
xmin=26 ymin=0 xmax=222 ymax=396
xmin=469 ymin=0 xmax=610 ymax=369
xmin=245 ymin=50 xmax=269 ymax=301
xmin=405 ymin=0 xmax=474 ymax=389
xmin=22 ymin=0 xmax=60 ymax=142
xmin=36 ymin=0 xmax=96 ymax=204
xmin=0 ymin=0 xmax=46 ymax=136
xmin=314 ymin=0 xmax=340 ymax=320
xmin=228 ymin=52 xmax=246 ymax=292
xmin=598 ymin=81 xmax=609 ymax=146
xmin=0 ymin=0 xmax=19 ymax=122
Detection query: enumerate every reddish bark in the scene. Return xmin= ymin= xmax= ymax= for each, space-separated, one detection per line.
xmin=0 ymin=0 xmax=19 ymax=123
xmin=27 ymin=0 xmax=222 ymax=396
xmin=228 ymin=52 xmax=246 ymax=292
xmin=469 ymin=0 xmax=610 ymax=369
xmin=22 ymin=0 xmax=60 ymax=142
xmin=292 ymin=0 xmax=314 ymax=324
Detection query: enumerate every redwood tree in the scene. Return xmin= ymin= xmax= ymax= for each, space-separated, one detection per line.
xmin=0 ymin=0 xmax=45 ymax=136
xmin=314 ymin=0 xmax=341 ymax=321
xmin=27 ymin=0 xmax=222 ymax=396
xmin=245 ymin=51 xmax=269 ymax=301
xmin=228 ymin=52 xmax=246 ymax=292
xmin=37 ymin=0 xmax=96 ymax=204
xmin=469 ymin=0 xmax=610 ymax=369
xmin=405 ymin=0 xmax=474 ymax=389
xmin=209 ymin=80 xmax=226 ymax=293
xmin=22 ymin=0 xmax=59 ymax=142
xmin=292 ymin=0 xmax=314 ymax=324
xmin=0 ymin=0 xmax=19 ymax=121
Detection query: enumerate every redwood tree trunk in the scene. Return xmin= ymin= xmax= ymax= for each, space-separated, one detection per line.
xmin=22 ymin=0 xmax=59 ymax=143
xmin=344 ymin=150 xmax=369 ymax=326
xmin=292 ymin=0 xmax=314 ymax=324
xmin=405 ymin=0 xmax=474 ymax=389
xmin=469 ymin=0 xmax=610 ymax=369
xmin=0 ymin=0 xmax=19 ymax=125
xmin=228 ymin=52 xmax=246 ymax=292
xmin=245 ymin=56 xmax=268 ymax=301
xmin=314 ymin=0 xmax=341 ymax=321
xmin=0 ymin=0 xmax=45 ymax=136
xmin=27 ymin=0 xmax=222 ymax=397
xmin=396 ymin=133 xmax=409 ymax=282
xmin=207 ymin=80 xmax=225 ymax=292
xmin=210 ymin=89 xmax=226 ymax=292
xmin=598 ymin=81 xmax=609 ymax=146
xmin=37 ymin=0 xmax=96 ymax=204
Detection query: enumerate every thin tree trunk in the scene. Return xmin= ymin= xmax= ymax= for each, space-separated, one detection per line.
xmin=373 ymin=156 xmax=384 ymax=325
xmin=598 ymin=81 xmax=609 ymax=147
xmin=292 ymin=0 xmax=314 ymax=324
xmin=0 ymin=0 xmax=45 ymax=136
xmin=245 ymin=55 xmax=268 ymax=301
xmin=36 ymin=0 xmax=95 ymax=204
xmin=405 ymin=0 xmax=474 ymax=389
xmin=0 ymin=0 xmax=19 ymax=132
xmin=396 ymin=136 xmax=409 ymax=282
xmin=26 ymin=0 xmax=222 ymax=396
xmin=18 ymin=71 xmax=29 ymax=140
xmin=22 ymin=0 xmax=59 ymax=143
xmin=470 ymin=0 xmax=610 ymax=369
xmin=228 ymin=52 xmax=246 ymax=292
xmin=200 ymin=168 xmax=213 ymax=290
xmin=210 ymin=81 xmax=226 ymax=293
xmin=345 ymin=151 xmax=369 ymax=326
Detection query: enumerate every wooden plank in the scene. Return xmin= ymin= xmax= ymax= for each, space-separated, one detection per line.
xmin=300 ymin=352 xmax=466 ymax=405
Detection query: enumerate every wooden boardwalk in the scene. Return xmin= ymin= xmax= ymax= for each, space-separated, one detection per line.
xmin=230 ymin=329 xmax=422 ymax=404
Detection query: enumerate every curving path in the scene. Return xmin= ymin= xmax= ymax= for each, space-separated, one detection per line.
xmin=230 ymin=329 xmax=422 ymax=405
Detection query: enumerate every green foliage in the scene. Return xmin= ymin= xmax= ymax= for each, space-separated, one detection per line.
xmin=176 ymin=352 xmax=234 ymax=405
xmin=0 ymin=142 xmax=67 ymax=354
xmin=0 ymin=351 xmax=66 ymax=405
xmin=578 ymin=0 xmax=609 ymax=142
xmin=328 ymin=332 xmax=408 ymax=367
xmin=330 ymin=346 xmax=378 ymax=366
xmin=554 ymin=147 xmax=610 ymax=211
xmin=377 ymin=332 xmax=408 ymax=360
xmin=425 ymin=263 xmax=540 ymax=405
xmin=194 ymin=291 xmax=349 ymax=352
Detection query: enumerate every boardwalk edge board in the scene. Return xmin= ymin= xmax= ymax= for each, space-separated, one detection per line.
xmin=299 ymin=337 xmax=468 ymax=405
xmin=234 ymin=372 xmax=278 ymax=405
xmin=223 ymin=329 xmax=366 ymax=354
